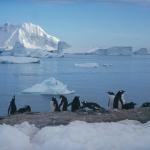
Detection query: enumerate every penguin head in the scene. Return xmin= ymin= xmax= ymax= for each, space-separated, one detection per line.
xmin=60 ymin=95 xmax=64 ymax=99
xmin=107 ymin=91 xmax=115 ymax=95
xmin=119 ymin=90 xmax=126 ymax=94
xmin=51 ymin=97 xmax=57 ymax=102
xmin=131 ymin=102 xmax=136 ymax=106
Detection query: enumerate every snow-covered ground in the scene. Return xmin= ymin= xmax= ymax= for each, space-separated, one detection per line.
xmin=0 ymin=120 xmax=150 ymax=150
xmin=75 ymin=63 xmax=99 ymax=68
xmin=0 ymin=56 xmax=40 ymax=64
xmin=22 ymin=77 xmax=74 ymax=95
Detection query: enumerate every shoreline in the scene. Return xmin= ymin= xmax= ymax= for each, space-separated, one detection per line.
xmin=0 ymin=107 xmax=150 ymax=128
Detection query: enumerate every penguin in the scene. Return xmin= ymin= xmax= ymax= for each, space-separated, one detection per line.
xmin=107 ymin=92 xmax=115 ymax=110
xmin=113 ymin=90 xmax=125 ymax=109
xmin=8 ymin=95 xmax=17 ymax=115
xmin=69 ymin=96 xmax=81 ymax=112
xmin=59 ymin=95 xmax=68 ymax=111
xmin=81 ymin=101 xmax=106 ymax=112
xmin=123 ymin=102 xmax=136 ymax=109
xmin=141 ymin=102 xmax=150 ymax=108
xmin=50 ymin=97 xmax=60 ymax=112
xmin=17 ymin=105 xmax=31 ymax=113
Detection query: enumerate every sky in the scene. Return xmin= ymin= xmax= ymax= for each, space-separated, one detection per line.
xmin=0 ymin=0 xmax=150 ymax=52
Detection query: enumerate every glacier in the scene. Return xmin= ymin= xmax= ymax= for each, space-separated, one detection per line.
xmin=0 ymin=22 xmax=69 ymax=58
xmin=0 ymin=120 xmax=150 ymax=150
xmin=22 ymin=77 xmax=74 ymax=95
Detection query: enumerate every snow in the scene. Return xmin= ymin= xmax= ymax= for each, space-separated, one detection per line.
xmin=0 ymin=22 xmax=70 ymax=57
xmin=0 ymin=120 xmax=150 ymax=150
xmin=22 ymin=77 xmax=74 ymax=95
xmin=0 ymin=56 xmax=40 ymax=64
xmin=86 ymin=46 xmax=133 ymax=56
xmin=75 ymin=63 xmax=99 ymax=68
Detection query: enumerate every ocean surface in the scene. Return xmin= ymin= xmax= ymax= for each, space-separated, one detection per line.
xmin=0 ymin=54 xmax=150 ymax=116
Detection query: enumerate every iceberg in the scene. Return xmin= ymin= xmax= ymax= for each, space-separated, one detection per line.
xmin=0 ymin=22 xmax=70 ymax=57
xmin=0 ymin=120 xmax=150 ymax=150
xmin=133 ymin=48 xmax=150 ymax=55
xmin=22 ymin=77 xmax=74 ymax=95
xmin=86 ymin=46 xmax=133 ymax=56
xmin=75 ymin=63 xmax=99 ymax=68
xmin=0 ymin=56 xmax=40 ymax=64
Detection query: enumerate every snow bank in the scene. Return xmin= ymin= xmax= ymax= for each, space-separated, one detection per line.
xmin=0 ymin=120 xmax=150 ymax=150
xmin=0 ymin=56 xmax=40 ymax=64
xmin=75 ymin=63 xmax=99 ymax=68
xmin=22 ymin=77 xmax=74 ymax=95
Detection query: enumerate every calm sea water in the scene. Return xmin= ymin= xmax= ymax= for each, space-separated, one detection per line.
xmin=0 ymin=54 xmax=150 ymax=116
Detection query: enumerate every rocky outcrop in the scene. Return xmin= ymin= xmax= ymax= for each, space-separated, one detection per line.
xmin=0 ymin=107 xmax=150 ymax=128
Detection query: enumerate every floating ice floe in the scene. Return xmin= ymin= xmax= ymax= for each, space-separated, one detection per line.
xmin=22 ymin=77 xmax=74 ymax=95
xmin=0 ymin=56 xmax=40 ymax=64
xmin=0 ymin=120 xmax=150 ymax=150
xmin=102 ymin=64 xmax=112 ymax=67
xmin=75 ymin=63 xmax=99 ymax=68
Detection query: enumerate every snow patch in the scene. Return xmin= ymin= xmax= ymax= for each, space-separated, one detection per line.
xmin=0 ymin=56 xmax=40 ymax=64
xmin=22 ymin=77 xmax=74 ymax=95
xmin=75 ymin=63 xmax=99 ymax=68
xmin=0 ymin=120 xmax=150 ymax=150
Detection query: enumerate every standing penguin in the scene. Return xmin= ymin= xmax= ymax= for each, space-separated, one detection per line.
xmin=113 ymin=90 xmax=125 ymax=109
xmin=50 ymin=97 xmax=60 ymax=112
xmin=69 ymin=96 xmax=81 ymax=112
xmin=8 ymin=95 xmax=17 ymax=115
xmin=59 ymin=95 xmax=68 ymax=111
xmin=107 ymin=92 xmax=115 ymax=110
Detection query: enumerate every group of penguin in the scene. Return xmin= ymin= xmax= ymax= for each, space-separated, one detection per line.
xmin=7 ymin=90 xmax=150 ymax=115
xmin=51 ymin=90 xmax=150 ymax=113
xmin=8 ymin=96 xmax=31 ymax=115
xmin=107 ymin=90 xmax=136 ymax=110
xmin=50 ymin=95 xmax=106 ymax=113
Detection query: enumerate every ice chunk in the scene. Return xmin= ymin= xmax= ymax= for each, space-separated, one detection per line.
xmin=0 ymin=56 xmax=40 ymax=64
xmin=75 ymin=63 xmax=99 ymax=68
xmin=22 ymin=77 xmax=74 ymax=95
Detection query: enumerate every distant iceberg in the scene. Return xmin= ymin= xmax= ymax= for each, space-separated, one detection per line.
xmin=22 ymin=77 xmax=74 ymax=95
xmin=75 ymin=63 xmax=99 ymax=68
xmin=133 ymin=48 xmax=150 ymax=55
xmin=85 ymin=46 xmax=133 ymax=56
xmin=0 ymin=56 xmax=40 ymax=64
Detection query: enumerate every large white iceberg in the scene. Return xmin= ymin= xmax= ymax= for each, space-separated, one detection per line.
xmin=0 ymin=56 xmax=40 ymax=64
xmin=0 ymin=22 xmax=70 ymax=57
xmin=86 ymin=46 xmax=133 ymax=56
xmin=22 ymin=77 xmax=74 ymax=95
xmin=75 ymin=63 xmax=99 ymax=68
xmin=0 ymin=120 xmax=150 ymax=150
